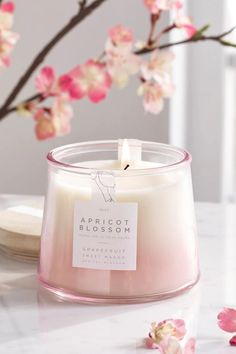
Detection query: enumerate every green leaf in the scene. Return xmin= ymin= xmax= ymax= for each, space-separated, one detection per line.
xmin=193 ymin=24 xmax=210 ymax=39
xmin=220 ymin=39 xmax=236 ymax=48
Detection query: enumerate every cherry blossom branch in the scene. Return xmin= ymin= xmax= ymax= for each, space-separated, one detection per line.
xmin=0 ymin=0 xmax=108 ymax=120
xmin=3 ymin=25 xmax=236 ymax=119
xmin=135 ymin=25 xmax=236 ymax=55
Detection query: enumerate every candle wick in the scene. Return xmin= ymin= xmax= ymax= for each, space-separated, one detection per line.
xmin=124 ymin=164 xmax=130 ymax=170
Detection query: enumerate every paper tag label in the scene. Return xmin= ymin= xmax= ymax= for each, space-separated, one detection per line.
xmin=73 ymin=201 xmax=138 ymax=270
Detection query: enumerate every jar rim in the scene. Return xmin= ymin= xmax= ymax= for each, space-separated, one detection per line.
xmin=47 ymin=140 xmax=191 ymax=176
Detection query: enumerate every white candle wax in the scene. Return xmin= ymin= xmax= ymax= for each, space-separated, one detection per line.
xmin=40 ymin=158 xmax=198 ymax=299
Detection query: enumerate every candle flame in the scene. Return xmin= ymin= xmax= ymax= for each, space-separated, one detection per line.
xmin=121 ymin=139 xmax=130 ymax=169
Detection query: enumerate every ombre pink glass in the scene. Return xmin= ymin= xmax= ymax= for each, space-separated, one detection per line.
xmin=38 ymin=140 xmax=199 ymax=303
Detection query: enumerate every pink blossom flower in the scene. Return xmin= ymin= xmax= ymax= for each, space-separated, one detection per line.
xmin=144 ymin=319 xmax=186 ymax=349
xmin=106 ymin=52 xmax=141 ymax=88
xmin=175 ymin=13 xmax=197 ymax=38
xmin=157 ymin=319 xmax=186 ymax=340
xmin=68 ymin=60 xmax=112 ymax=103
xmin=184 ymin=338 xmax=196 ymax=354
xmin=106 ymin=24 xmax=134 ymax=56
xmin=0 ymin=2 xmax=15 ymax=13
xmin=35 ymin=66 xmax=72 ymax=97
xmin=109 ymin=24 xmax=133 ymax=46
xmin=140 ymin=49 xmax=175 ymax=112
xmin=138 ymin=80 xmax=174 ymax=114
xmin=143 ymin=0 xmax=183 ymax=14
xmin=34 ymin=108 xmax=56 ymax=141
xmin=0 ymin=29 xmax=19 ymax=67
xmin=144 ymin=319 xmax=196 ymax=353
xmin=217 ymin=308 xmax=236 ymax=333
xmin=34 ymin=97 xmax=73 ymax=140
xmin=0 ymin=1 xmax=15 ymax=30
xmin=105 ymin=24 xmax=140 ymax=88
xmin=141 ymin=49 xmax=175 ymax=84
xmin=0 ymin=2 xmax=19 ymax=68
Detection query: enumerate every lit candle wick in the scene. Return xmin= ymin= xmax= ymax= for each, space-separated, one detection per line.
xmin=121 ymin=139 xmax=130 ymax=169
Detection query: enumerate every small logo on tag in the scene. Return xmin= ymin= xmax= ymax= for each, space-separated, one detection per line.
xmin=91 ymin=171 xmax=116 ymax=202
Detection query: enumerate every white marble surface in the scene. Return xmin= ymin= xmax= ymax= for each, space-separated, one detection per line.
xmin=1 ymin=198 xmax=236 ymax=353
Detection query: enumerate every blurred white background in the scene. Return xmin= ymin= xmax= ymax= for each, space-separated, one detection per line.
xmin=0 ymin=0 xmax=235 ymax=202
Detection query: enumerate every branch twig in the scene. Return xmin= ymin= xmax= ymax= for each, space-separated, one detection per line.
xmin=0 ymin=0 xmax=108 ymax=120
xmin=218 ymin=25 xmax=236 ymax=39
xmin=135 ymin=26 xmax=236 ymax=55
xmin=155 ymin=23 xmax=176 ymax=42
xmin=147 ymin=13 xmax=160 ymax=45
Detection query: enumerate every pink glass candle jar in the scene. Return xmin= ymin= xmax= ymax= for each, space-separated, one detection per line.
xmin=38 ymin=139 xmax=199 ymax=303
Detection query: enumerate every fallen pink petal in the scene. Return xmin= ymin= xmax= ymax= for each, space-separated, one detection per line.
xmin=145 ymin=318 xmax=187 ymax=350
xmin=229 ymin=335 xmax=236 ymax=346
xmin=217 ymin=308 xmax=236 ymax=333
